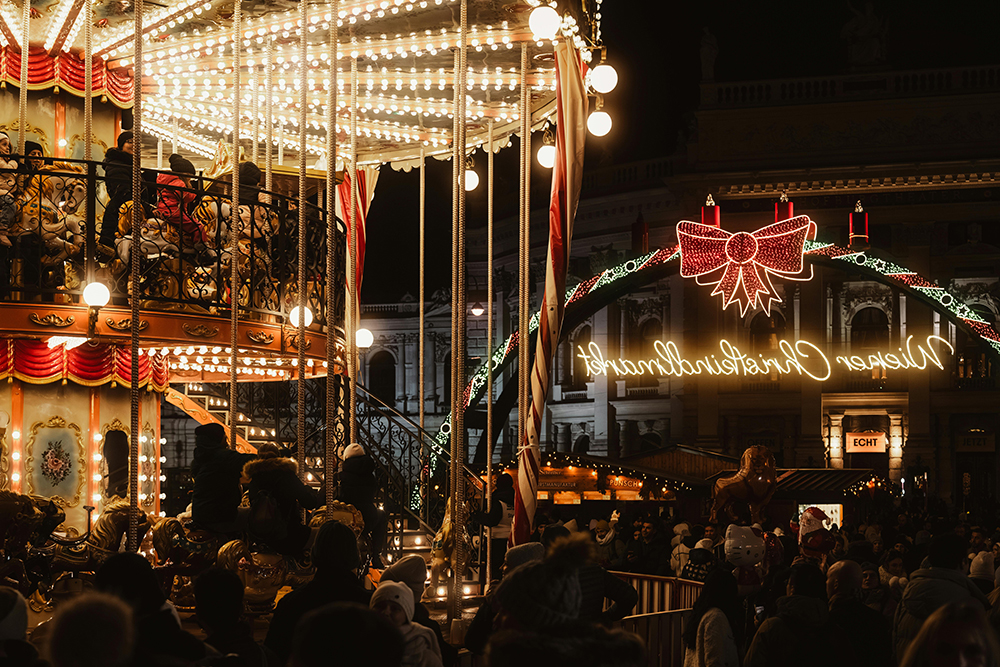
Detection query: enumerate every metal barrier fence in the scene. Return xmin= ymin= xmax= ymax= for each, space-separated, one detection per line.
xmin=610 ymin=572 xmax=703 ymax=615
xmin=618 ymin=609 xmax=688 ymax=667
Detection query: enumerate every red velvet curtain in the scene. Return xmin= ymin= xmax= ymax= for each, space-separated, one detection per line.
xmin=2 ymin=47 xmax=133 ymax=108
xmin=0 ymin=340 xmax=168 ymax=390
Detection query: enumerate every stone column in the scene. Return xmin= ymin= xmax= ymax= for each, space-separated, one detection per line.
xmin=828 ymin=413 xmax=845 ymax=469
xmin=426 ymin=333 xmax=438 ymax=414
xmin=889 ymin=414 xmax=904 ymax=484
xmin=394 ymin=343 xmax=405 ymax=411
xmin=404 ymin=334 xmax=418 ymax=413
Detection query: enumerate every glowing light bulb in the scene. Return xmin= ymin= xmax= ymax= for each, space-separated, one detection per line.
xmin=464 ymin=169 xmax=480 ymax=191
xmin=289 ymin=306 xmax=313 ymax=327
xmin=537 ymin=144 xmax=555 ymax=168
xmin=356 ymin=328 xmax=374 ymax=349
xmin=587 ymin=110 xmax=612 ymax=137
xmin=589 ymin=64 xmax=618 ymax=94
xmin=83 ymin=281 xmax=111 ymax=307
xmin=528 ymin=5 xmax=560 ymax=40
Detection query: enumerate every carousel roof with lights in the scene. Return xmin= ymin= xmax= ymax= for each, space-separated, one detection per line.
xmin=13 ymin=0 xmax=605 ymax=166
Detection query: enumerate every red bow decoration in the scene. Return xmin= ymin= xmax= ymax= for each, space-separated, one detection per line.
xmin=677 ymin=216 xmax=816 ymax=316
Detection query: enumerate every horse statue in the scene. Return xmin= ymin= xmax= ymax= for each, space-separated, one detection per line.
xmin=709 ymin=445 xmax=777 ymax=525
xmin=40 ymin=496 xmax=152 ymax=572
xmin=0 ymin=492 xmax=66 ymax=595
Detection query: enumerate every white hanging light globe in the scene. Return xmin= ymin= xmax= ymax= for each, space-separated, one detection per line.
xmin=464 ymin=169 xmax=480 ymax=191
xmin=587 ymin=111 xmax=612 ymax=137
xmin=289 ymin=305 xmax=313 ymax=327
xmin=356 ymin=328 xmax=374 ymax=349
xmin=528 ymin=6 xmax=560 ymax=40
xmin=589 ymin=64 xmax=619 ymax=94
xmin=83 ymin=282 xmax=111 ymax=307
xmin=537 ymin=144 xmax=556 ymax=169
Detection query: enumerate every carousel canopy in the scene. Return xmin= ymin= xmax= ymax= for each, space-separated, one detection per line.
xmin=13 ymin=0 xmax=604 ymax=166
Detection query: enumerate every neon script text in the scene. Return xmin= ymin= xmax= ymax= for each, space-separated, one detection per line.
xmin=576 ymin=335 xmax=953 ymax=383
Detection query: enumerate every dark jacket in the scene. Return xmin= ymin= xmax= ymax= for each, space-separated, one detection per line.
xmin=414 ymin=601 xmax=457 ymax=667
xmin=190 ymin=433 xmax=255 ymax=526
xmin=206 ymin=621 xmax=278 ymax=667
xmin=265 ymin=568 xmax=371 ymax=665
xmin=134 ymin=606 xmax=216 ymax=666
xmin=339 ymin=454 xmax=377 ymax=509
xmin=578 ymin=563 xmax=639 ymax=624
xmin=623 ymin=534 xmax=670 ymax=576
xmin=244 ymin=456 xmax=321 ymax=555
xmin=892 ymin=567 xmax=990 ymax=661
xmin=101 ymin=147 xmax=132 ymax=247
xmin=829 ymin=594 xmax=892 ymax=667
xmin=745 ymin=595 xmax=846 ymax=667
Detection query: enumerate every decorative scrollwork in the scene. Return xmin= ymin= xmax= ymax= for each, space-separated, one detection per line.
xmin=182 ymin=323 xmax=220 ymax=338
xmin=284 ymin=332 xmax=312 ymax=350
xmin=28 ymin=313 xmax=75 ymax=328
xmin=105 ymin=317 xmax=149 ymax=332
xmin=247 ymin=330 xmax=275 ymax=345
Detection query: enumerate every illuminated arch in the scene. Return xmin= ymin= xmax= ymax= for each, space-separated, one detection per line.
xmin=415 ymin=238 xmax=1000 ymax=505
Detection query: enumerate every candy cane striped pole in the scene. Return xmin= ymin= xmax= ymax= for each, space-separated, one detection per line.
xmin=512 ymin=42 xmax=587 ymax=545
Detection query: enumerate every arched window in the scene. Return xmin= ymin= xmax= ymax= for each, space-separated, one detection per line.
xmin=851 ymin=307 xmax=890 ymax=350
xmin=571 ymin=326 xmax=592 ymax=388
xmin=750 ymin=312 xmax=786 ymax=354
xmin=368 ymin=351 xmax=396 ymax=406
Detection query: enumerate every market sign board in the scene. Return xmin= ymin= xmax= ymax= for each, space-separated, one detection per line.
xmin=845 ymin=432 xmax=887 ymax=454
xmin=576 ymin=334 xmax=953 ymax=383
xmin=956 ymin=434 xmax=996 ymax=453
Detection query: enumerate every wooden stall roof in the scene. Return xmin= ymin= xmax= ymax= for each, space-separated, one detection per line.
xmin=622 ymin=445 xmax=740 ymax=483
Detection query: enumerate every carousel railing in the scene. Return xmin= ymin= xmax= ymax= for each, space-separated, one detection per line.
xmin=0 ymin=158 xmax=345 ymax=330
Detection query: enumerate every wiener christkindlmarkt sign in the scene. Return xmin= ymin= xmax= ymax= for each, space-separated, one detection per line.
xmin=575 ymin=212 xmax=955 ymax=383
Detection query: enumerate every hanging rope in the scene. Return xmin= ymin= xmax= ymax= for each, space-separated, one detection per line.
xmin=418 ymin=144 xmax=426 ymax=522
xmin=517 ymin=42 xmax=530 ymax=459
xmin=229 ymin=0 xmax=242 ymax=452
xmin=296 ymin=0 xmax=308 ymax=478
xmin=265 ymin=34 xmax=274 ymax=193
xmin=485 ymin=116 xmax=494 ymax=586
xmin=325 ymin=1 xmax=339 ymax=516
xmin=348 ymin=56 xmax=359 ymax=445
xmin=251 ymin=63 xmax=260 ymax=163
xmin=84 ymin=0 xmax=94 ymax=283
xmin=17 ymin=0 xmax=29 ymax=155
xmin=127 ymin=0 xmax=144 ymax=553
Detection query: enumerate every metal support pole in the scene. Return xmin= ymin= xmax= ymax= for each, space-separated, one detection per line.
xmin=265 ymin=36 xmax=274 ymax=192
xmin=229 ymin=0 xmax=242 ymax=452
xmin=485 ymin=118 xmax=494 ymax=585
xmin=296 ymin=0 xmax=308 ymax=479
xmin=348 ymin=57 xmax=358 ymax=445
xmin=517 ymin=43 xmax=530 ymax=457
xmin=16 ymin=0 xmax=29 ymax=155
xmin=325 ymin=0 xmax=339 ymax=517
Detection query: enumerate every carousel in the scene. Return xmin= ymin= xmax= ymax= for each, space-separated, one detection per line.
xmin=0 ymin=0 xmax=612 ymax=622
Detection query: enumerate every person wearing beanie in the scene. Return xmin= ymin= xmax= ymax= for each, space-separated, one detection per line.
xmin=157 ymin=153 xmax=208 ymax=247
xmin=22 ymin=140 xmax=44 ymax=172
xmin=471 ymin=473 xmax=515 ymax=582
xmin=970 ymin=551 xmax=995 ymax=596
xmin=243 ymin=442 xmax=321 ymax=557
xmin=100 ymin=131 xmax=144 ymax=248
xmin=382 ymin=555 xmax=456 ymax=667
xmin=266 ymin=521 xmax=371 ymax=664
xmin=371 ymin=581 xmax=443 ymax=667
xmin=190 ymin=422 xmax=256 ymax=532
xmin=594 ymin=518 xmax=626 ymax=570
xmin=679 ymin=539 xmax=716 ymax=583
xmin=336 ymin=443 xmax=388 ymax=568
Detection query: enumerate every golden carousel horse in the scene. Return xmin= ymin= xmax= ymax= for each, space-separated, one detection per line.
xmin=0 ymin=491 xmax=66 ymax=595
xmin=36 ymin=496 xmax=152 ymax=573
xmin=709 ymin=445 xmax=777 ymax=525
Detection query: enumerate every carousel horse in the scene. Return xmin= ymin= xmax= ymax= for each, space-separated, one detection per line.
xmin=0 ymin=492 xmax=66 ymax=594
xmin=39 ymin=496 xmax=152 ymax=573
xmin=427 ymin=485 xmax=480 ymax=597
xmin=709 ymin=444 xmax=777 ymax=525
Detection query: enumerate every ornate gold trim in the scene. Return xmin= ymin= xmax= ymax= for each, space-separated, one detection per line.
xmin=29 ymin=313 xmax=75 ymax=328
xmin=141 ymin=422 xmax=156 ymax=508
xmin=182 ymin=323 xmax=220 ymax=338
xmin=100 ymin=419 xmax=130 ymax=500
xmin=24 ymin=416 xmax=86 ymax=508
xmin=0 ymin=432 xmax=8 ymax=491
xmin=247 ymin=330 xmax=274 ymax=345
xmin=284 ymin=332 xmax=312 ymax=350
xmin=105 ymin=317 xmax=149 ymax=332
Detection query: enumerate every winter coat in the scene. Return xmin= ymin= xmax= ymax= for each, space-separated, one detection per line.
xmin=339 ymin=454 xmax=378 ymax=510
xmin=190 ymin=433 xmax=255 ymax=526
xmin=671 ymin=535 xmax=699 ymax=575
xmin=101 ymin=147 xmax=133 ymax=247
xmin=205 ymin=621 xmax=278 ymax=667
xmin=414 ymin=602 xmax=457 ymax=667
xmin=244 ymin=456 xmax=321 ymax=555
xmin=623 ymin=534 xmax=671 ymax=576
xmin=892 ymin=567 xmax=990 ymax=660
xmin=683 ymin=607 xmax=739 ymax=667
xmin=156 ymin=172 xmax=206 ymax=246
xmin=577 ymin=562 xmax=639 ymax=624
xmin=265 ymin=568 xmax=371 ymax=665
xmin=829 ymin=595 xmax=892 ymax=667
xmin=400 ymin=622 xmax=443 ymax=667
xmin=744 ymin=595 xmax=846 ymax=667
xmin=472 ymin=486 xmax=515 ymax=541
xmin=593 ymin=532 xmax=627 ymax=570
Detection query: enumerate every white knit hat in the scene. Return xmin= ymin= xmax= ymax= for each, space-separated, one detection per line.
xmin=695 ymin=539 xmax=714 ymax=551
xmin=343 ymin=443 xmax=365 ymax=459
xmin=370 ymin=581 xmax=414 ymax=623
xmin=970 ymin=551 xmax=994 ymax=582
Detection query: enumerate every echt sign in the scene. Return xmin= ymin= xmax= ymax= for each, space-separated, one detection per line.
xmin=845 ymin=432 xmax=888 ymax=454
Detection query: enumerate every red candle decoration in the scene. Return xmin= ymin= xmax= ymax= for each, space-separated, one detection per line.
xmin=775 ymin=190 xmax=794 ymax=222
xmin=701 ymin=194 xmax=721 ymax=228
xmin=850 ymin=200 xmax=869 ymax=249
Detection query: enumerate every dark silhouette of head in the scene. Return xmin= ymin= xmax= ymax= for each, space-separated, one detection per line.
xmin=291 ymin=602 xmax=403 ymax=667
xmin=312 ymin=521 xmax=360 ymax=572
xmin=195 ymin=568 xmax=244 ymax=634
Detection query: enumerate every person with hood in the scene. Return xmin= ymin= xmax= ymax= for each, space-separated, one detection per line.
xmin=593 ymin=517 xmax=626 ymax=570
xmin=266 ymin=521 xmax=371 ymax=664
xmin=826 ymin=560 xmax=892 ymax=667
xmin=680 ymin=539 xmax=716 ymax=583
xmin=190 ymin=422 xmax=256 ymax=533
xmin=465 ymin=542 xmax=546 ymax=655
xmin=682 ymin=568 xmax=740 ymax=667
xmin=157 ymin=153 xmax=208 ymax=249
xmin=100 ymin=131 xmax=138 ymax=250
xmin=243 ymin=442 xmax=321 ymax=556
xmin=382 ymin=554 xmax=456 ymax=667
xmin=893 ymin=533 xmax=991 ymax=662
xmin=744 ymin=561 xmax=846 ymax=667
xmin=337 ymin=443 xmax=388 ymax=568
xmin=370 ymin=581 xmax=443 ymax=667
xmin=472 ymin=472 xmax=515 ymax=582
xmin=672 ymin=524 xmax=705 ymax=575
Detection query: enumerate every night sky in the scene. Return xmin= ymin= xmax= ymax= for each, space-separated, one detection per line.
xmin=361 ymin=0 xmax=1000 ymax=303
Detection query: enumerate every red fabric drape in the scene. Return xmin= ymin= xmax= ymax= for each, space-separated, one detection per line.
xmin=0 ymin=340 xmax=168 ymax=390
xmin=2 ymin=47 xmax=133 ymax=108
